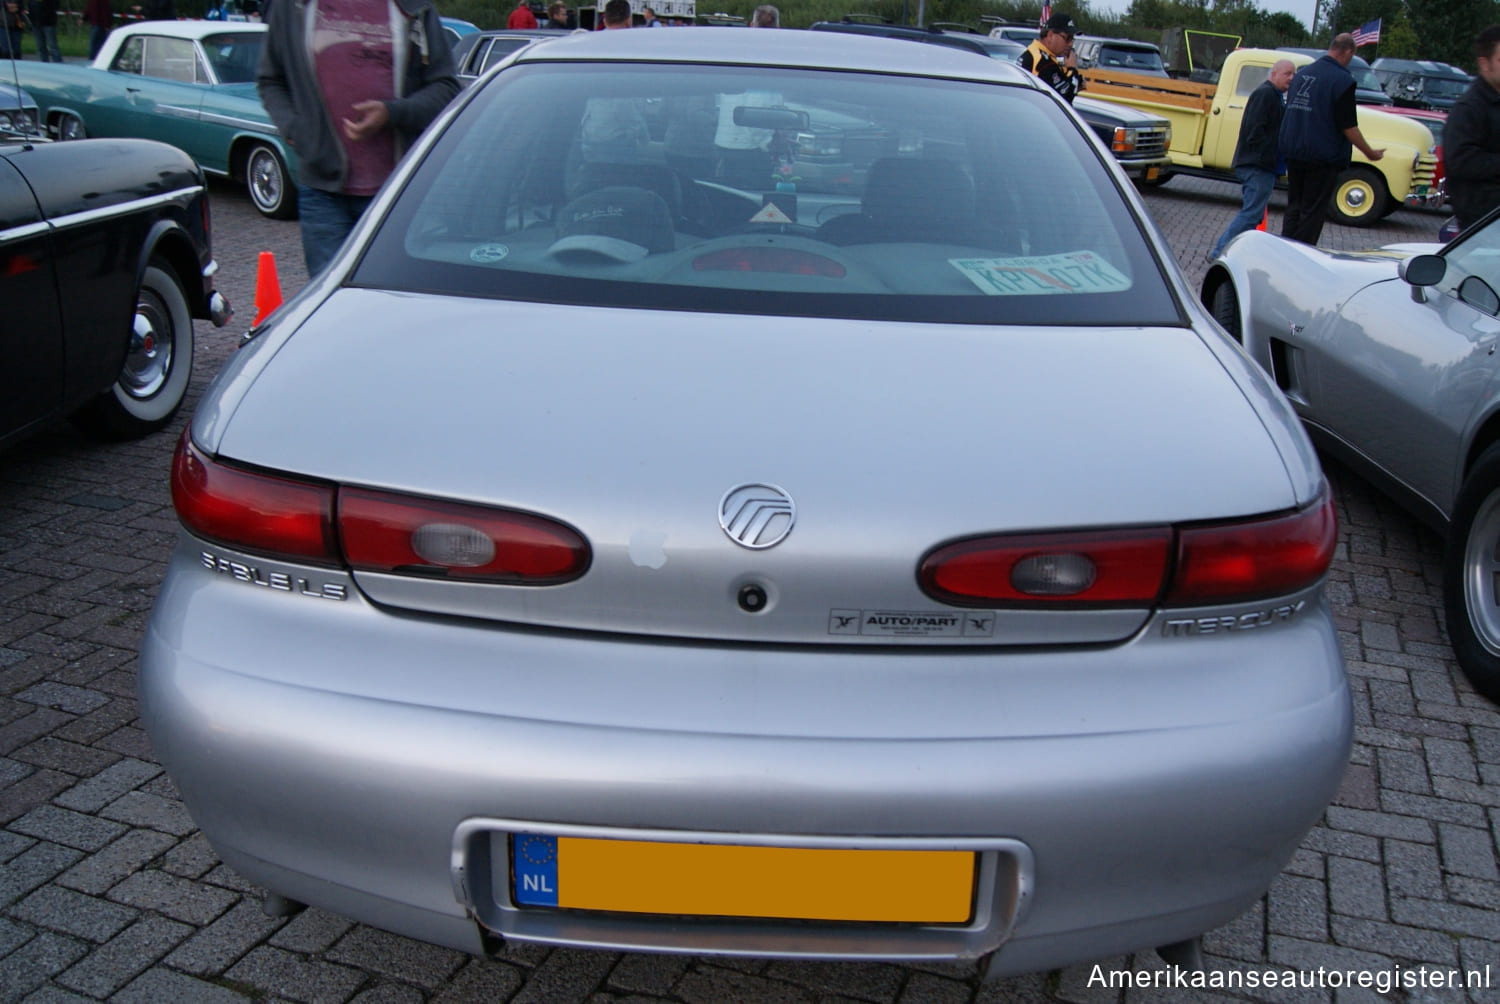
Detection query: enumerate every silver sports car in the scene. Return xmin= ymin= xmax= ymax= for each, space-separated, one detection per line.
xmin=142 ymin=29 xmax=1350 ymax=979
xmin=1204 ymin=211 xmax=1500 ymax=705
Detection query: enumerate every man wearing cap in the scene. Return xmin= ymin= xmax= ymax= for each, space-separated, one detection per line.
xmin=1021 ymin=13 xmax=1083 ymax=104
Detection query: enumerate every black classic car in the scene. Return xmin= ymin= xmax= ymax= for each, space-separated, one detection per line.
xmin=451 ymin=28 xmax=562 ymax=84
xmin=1 ymin=133 xmax=231 ymax=449
xmin=1372 ymin=57 xmax=1471 ymax=111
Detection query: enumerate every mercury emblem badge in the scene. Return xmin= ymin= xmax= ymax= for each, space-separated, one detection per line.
xmin=719 ymin=483 xmax=796 ymax=550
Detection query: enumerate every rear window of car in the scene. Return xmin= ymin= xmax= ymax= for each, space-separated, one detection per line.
xmin=354 ymin=63 xmax=1181 ymax=326
xmin=1426 ymin=76 xmax=1469 ymax=98
xmin=202 ymin=32 xmax=264 ymax=84
xmin=201 ymin=32 xmax=264 ymax=84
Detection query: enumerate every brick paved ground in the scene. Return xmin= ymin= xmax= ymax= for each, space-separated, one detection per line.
xmin=3 ymin=173 xmax=1498 ymax=1004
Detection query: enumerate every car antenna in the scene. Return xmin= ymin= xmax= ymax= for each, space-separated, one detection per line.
xmin=7 ymin=42 xmax=25 ymax=138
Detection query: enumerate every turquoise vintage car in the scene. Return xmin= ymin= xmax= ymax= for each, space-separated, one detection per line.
xmin=13 ymin=21 xmax=298 ymax=219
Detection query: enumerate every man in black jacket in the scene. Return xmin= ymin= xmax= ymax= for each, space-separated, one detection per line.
xmin=1211 ymin=59 xmax=1295 ymax=258
xmin=1447 ymin=24 xmax=1500 ymax=232
xmin=1278 ymin=33 xmax=1384 ymax=246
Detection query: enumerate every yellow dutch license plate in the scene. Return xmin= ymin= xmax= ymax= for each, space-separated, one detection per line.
xmin=511 ymin=834 xmax=976 ymax=924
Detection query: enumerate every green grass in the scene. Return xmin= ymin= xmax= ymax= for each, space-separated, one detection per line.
xmin=11 ymin=19 xmax=92 ymax=59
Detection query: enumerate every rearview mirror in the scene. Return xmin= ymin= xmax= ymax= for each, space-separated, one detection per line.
xmin=733 ymin=106 xmax=811 ymax=131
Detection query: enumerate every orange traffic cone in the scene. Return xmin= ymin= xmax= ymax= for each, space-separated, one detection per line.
xmin=1255 ymin=207 xmax=1269 ymax=231
xmin=253 ymin=251 xmax=283 ymax=326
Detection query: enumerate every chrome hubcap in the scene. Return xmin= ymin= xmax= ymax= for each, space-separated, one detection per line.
xmin=250 ymin=152 xmax=281 ymax=211
xmin=123 ymin=289 xmax=172 ymax=399
xmin=1343 ymin=185 xmax=1370 ymax=210
xmin=1464 ymin=491 xmax=1500 ymax=656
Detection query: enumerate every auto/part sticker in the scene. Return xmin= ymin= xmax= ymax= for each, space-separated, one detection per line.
xmin=829 ymin=609 xmax=995 ymax=637
xmin=950 ymin=251 xmax=1131 ymax=295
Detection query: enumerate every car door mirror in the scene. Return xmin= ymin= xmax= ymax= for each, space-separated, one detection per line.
xmin=1400 ymin=253 xmax=1447 ymax=286
xmin=1400 ymin=253 xmax=1447 ymax=303
xmin=1459 ymin=275 xmax=1500 ymax=317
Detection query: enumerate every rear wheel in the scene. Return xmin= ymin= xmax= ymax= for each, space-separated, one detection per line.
xmin=1443 ymin=443 xmax=1500 ymax=705
xmin=55 ymin=112 xmax=85 ymax=141
xmin=1328 ymin=166 xmax=1387 ymax=227
xmin=246 ymin=143 xmax=297 ymax=220
xmin=71 ymin=261 xmax=194 ymax=440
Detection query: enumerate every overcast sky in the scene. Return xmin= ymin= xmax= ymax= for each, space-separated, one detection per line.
xmin=1085 ymin=0 xmax=1320 ymax=31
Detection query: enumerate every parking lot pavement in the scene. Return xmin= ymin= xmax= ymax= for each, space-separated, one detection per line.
xmin=2 ymin=174 xmax=1496 ymax=1004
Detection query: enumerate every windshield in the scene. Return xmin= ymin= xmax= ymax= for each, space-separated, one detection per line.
xmin=201 ymin=32 xmax=263 ymax=83
xmin=1097 ymin=45 xmax=1167 ymax=75
xmin=1426 ymin=75 xmax=1469 ymax=98
xmin=1440 ymin=213 xmax=1500 ymax=312
xmin=355 ymin=63 xmax=1178 ymax=326
xmin=1349 ymin=64 xmax=1383 ymax=92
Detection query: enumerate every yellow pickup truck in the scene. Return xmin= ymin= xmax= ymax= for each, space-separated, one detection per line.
xmin=1081 ymin=47 xmax=1440 ymax=226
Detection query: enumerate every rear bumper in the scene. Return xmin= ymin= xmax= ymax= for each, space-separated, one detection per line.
xmin=140 ymin=536 xmax=1352 ymax=970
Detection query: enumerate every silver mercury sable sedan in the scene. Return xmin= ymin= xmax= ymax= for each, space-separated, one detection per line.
xmin=141 ymin=28 xmax=1352 ymax=980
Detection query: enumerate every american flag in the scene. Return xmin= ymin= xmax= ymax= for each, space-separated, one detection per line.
xmin=1351 ymin=18 xmax=1381 ymax=47
xmin=1041 ymin=1 xmax=1051 ymax=26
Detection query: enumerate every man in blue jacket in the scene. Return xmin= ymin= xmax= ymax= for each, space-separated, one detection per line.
xmin=1278 ymin=33 xmax=1384 ymax=246
xmin=1211 ymin=58 xmax=1294 ymax=258
xmin=257 ymin=0 xmax=459 ymax=276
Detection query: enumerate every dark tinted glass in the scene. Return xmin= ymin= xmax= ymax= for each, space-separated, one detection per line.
xmin=354 ymin=62 xmax=1181 ymax=326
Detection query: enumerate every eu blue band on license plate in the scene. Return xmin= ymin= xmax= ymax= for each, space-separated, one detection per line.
xmin=514 ymin=833 xmax=560 ymax=907
xmin=511 ymin=833 xmax=976 ymax=923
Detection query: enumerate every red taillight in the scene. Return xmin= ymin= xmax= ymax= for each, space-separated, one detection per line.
xmin=692 ymin=247 xmax=847 ymax=277
xmin=1167 ymin=493 xmax=1336 ymax=605
xmin=171 ymin=432 xmax=337 ymax=564
xmin=919 ymin=493 xmax=1336 ymax=609
xmin=919 ymin=528 xmax=1173 ymax=607
xmin=172 ymin=435 xmax=590 ymax=585
xmin=338 ymin=488 xmax=589 ymax=584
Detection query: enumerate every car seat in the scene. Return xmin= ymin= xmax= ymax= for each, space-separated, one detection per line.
xmin=818 ymin=157 xmax=980 ymax=246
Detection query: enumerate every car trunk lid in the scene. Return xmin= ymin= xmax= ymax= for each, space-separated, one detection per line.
xmin=213 ymin=289 xmax=1301 ymax=644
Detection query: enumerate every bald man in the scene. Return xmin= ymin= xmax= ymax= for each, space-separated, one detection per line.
xmin=1211 ymin=59 xmax=1295 ymax=258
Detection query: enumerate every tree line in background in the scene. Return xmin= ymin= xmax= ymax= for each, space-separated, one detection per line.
xmin=1121 ymin=0 xmax=1499 ymax=68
